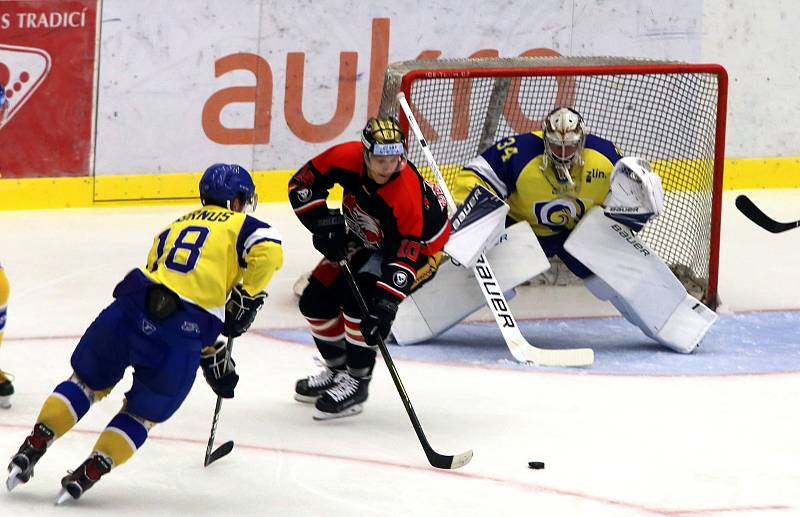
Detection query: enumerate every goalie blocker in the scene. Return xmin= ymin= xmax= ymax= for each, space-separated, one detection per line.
xmin=564 ymin=206 xmax=717 ymax=353
xmin=444 ymin=185 xmax=509 ymax=269
xmin=391 ymin=221 xmax=549 ymax=345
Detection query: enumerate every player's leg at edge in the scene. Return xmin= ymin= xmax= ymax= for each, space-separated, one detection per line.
xmin=6 ymin=372 xmax=116 ymax=494
xmin=0 ymin=265 xmax=12 ymax=409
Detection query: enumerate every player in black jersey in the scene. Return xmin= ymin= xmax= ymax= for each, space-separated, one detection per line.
xmin=289 ymin=116 xmax=450 ymax=419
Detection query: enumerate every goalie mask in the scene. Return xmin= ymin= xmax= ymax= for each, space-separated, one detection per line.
xmin=542 ymin=107 xmax=586 ymax=186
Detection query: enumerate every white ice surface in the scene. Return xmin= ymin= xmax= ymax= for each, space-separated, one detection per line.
xmin=0 ymin=189 xmax=798 ymax=516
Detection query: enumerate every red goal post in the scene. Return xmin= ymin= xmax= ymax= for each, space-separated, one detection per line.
xmin=379 ymin=57 xmax=727 ymax=309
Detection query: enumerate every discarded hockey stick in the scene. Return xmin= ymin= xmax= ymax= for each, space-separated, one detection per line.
xmin=339 ymin=259 xmax=473 ymax=470
xmin=735 ymin=194 xmax=800 ymax=233
xmin=398 ymin=92 xmax=593 ymax=367
xmin=204 ymin=336 xmax=235 ymax=467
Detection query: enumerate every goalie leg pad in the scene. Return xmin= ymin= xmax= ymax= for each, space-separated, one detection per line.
xmin=654 ymin=293 xmax=718 ymax=353
xmin=391 ymin=222 xmax=549 ymax=345
xmin=566 ymin=207 xmax=716 ymax=353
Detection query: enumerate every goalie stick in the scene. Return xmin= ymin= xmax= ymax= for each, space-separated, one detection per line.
xmin=735 ymin=194 xmax=800 ymax=233
xmin=204 ymin=336 xmax=235 ymax=467
xmin=397 ymin=92 xmax=594 ymax=367
xmin=339 ymin=258 xmax=473 ymax=470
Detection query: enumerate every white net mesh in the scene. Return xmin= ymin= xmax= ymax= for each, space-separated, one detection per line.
xmin=379 ymin=57 xmax=725 ymax=305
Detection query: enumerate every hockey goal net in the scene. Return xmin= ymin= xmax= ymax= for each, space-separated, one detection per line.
xmin=379 ymin=57 xmax=727 ymax=308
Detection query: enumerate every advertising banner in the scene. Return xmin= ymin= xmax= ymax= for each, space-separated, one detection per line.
xmin=0 ymin=0 xmax=97 ymax=178
xmin=94 ymin=0 xmax=702 ymax=176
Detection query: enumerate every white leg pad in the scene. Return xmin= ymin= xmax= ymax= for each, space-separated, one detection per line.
xmin=566 ymin=206 xmax=717 ymax=353
xmin=655 ymin=293 xmax=718 ymax=353
xmin=391 ymin=222 xmax=549 ymax=345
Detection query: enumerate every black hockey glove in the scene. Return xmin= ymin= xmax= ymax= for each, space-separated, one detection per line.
xmin=360 ymin=296 xmax=398 ymax=348
xmin=223 ymin=285 xmax=267 ymax=338
xmin=311 ymin=210 xmax=347 ymax=262
xmin=200 ymin=340 xmax=239 ymax=399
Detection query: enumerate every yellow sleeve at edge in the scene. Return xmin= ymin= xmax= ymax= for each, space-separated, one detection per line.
xmin=452 ymin=170 xmax=501 ymax=204
xmin=241 ymin=240 xmax=283 ymax=295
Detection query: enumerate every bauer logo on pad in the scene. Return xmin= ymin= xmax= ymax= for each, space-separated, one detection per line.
xmin=444 ymin=185 xmax=509 ymax=269
xmin=0 ymin=44 xmax=52 ymax=130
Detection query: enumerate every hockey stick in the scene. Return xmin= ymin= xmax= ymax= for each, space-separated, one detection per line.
xmin=339 ymin=259 xmax=473 ymax=470
xmin=397 ymin=92 xmax=593 ymax=367
xmin=204 ymin=336 xmax=235 ymax=467
xmin=735 ymin=194 xmax=800 ymax=233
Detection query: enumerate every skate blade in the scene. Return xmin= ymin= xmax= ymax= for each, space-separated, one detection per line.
xmin=313 ymin=404 xmax=363 ymax=421
xmin=6 ymin=465 xmax=23 ymax=492
xmin=55 ymin=488 xmax=74 ymax=506
xmin=0 ymin=396 xmax=10 ymax=409
xmin=294 ymin=393 xmax=320 ymax=404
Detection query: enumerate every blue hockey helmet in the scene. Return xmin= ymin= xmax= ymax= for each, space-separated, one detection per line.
xmin=199 ymin=163 xmax=258 ymax=212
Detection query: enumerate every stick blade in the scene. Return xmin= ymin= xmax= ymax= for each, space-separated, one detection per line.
xmin=735 ymin=195 xmax=794 ymax=233
xmin=508 ymin=336 xmax=594 ymax=367
xmin=204 ymin=440 xmax=234 ymax=467
xmin=427 ymin=448 xmax=473 ymax=470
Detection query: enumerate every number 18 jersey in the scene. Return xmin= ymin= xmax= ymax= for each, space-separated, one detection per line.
xmin=141 ymin=205 xmax=283 ymax=322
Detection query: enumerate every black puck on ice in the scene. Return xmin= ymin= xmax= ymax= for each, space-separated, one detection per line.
xmin=528 ymin=461 xmax=545 ymax=470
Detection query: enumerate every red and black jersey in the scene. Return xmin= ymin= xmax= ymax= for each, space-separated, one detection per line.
xmin=289 ymin=141 xmax=450 ymax=303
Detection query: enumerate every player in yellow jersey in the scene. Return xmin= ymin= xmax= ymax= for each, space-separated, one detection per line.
xmin=0 ymin=262 xmax=11 ymax=409
xmin=448 ymin=107 xmax=716 ymax=353
xmin=6 ymin=164 xmax=283 ymax=503
xmin=454 ymin=107 xmax=622 ymax=266
xmin=0 ymin=86 xmax=11 ymax=408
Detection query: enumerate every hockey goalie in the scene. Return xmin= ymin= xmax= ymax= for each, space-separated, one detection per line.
xmin=392 ymin=108 xmax=717 ymax=353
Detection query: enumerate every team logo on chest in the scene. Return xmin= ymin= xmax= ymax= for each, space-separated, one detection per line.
xmin=533 ymin=198 xmax=588 ymax=230
xmin=343 ymin=193 xmax=384 ymax=248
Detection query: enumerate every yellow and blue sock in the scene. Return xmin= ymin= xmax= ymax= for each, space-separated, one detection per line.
xmin=93 ymin=410 xmax=153 ymax=468
xmin=36 ymin=375 xmax=111 ymax=439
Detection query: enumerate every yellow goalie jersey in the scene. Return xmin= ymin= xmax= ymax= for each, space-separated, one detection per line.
xmin=142 ymin=205 xmax=283 ymax=322
xmin=453 ymin=132 xmax=622 ymax=237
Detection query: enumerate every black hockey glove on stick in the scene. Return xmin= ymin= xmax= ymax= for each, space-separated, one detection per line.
xmin=312 ymin=209 xmax=348 ymax=261
xmin=204 ymin=337 xmax=235 ymax=467
xmin=223 ymin=285 xmax=267 ymax=338
xmin=201 ymin=339 xmax=239 ymax=399
xmin=360 ymin=296 xmax=398 ymax=348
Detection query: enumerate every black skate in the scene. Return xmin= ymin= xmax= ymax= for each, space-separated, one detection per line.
xmin=6 ymin=422 xmax=55 ymax=491
xmin=295 ymin=363 xmax=345 ymax=403
xmin=0 ymin=370 xmax=13 ymax=409
xmin=313 ymin=373 xmax=370 ymax=420
xmin=55 ymin=452 xmax=112 ymax=505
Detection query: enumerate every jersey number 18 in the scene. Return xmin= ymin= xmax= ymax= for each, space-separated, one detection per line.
xmin=149 ymin=226 xmax=210 ymax=274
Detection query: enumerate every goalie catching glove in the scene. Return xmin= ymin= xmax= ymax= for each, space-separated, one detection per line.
xmin=360 ymin=296 xmax=398 ymax=348
xmin=603 ymin=157 xmax=664 ymax=232
xmin=201 ymin=340 xmax=239 ymax=399
xmin=223 ymin=285 xmax=267 ymax=338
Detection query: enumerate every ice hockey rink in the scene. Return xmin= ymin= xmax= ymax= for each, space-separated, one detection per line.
xmin=0 ymin=188 xmax=798 ymax=516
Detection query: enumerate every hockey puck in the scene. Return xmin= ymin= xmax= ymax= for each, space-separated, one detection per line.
xmin=528 ymin=461 xmax=545 ymax=470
